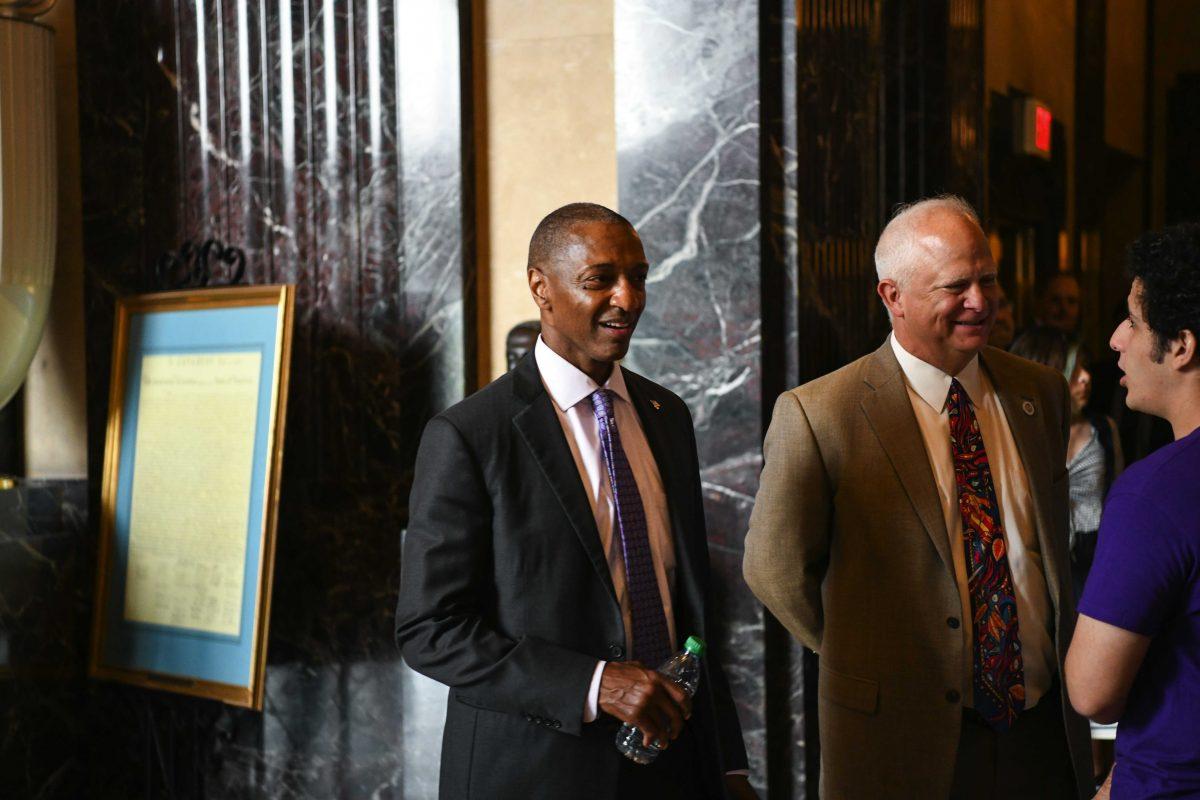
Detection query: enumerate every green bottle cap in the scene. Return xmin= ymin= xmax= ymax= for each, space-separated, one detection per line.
xmin=684 ymin=636 xmax=705 ymax=658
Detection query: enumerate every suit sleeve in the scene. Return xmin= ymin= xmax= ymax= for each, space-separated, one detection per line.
xmin=395 ymin=415 xmax=598 ymax=735
xmin=743 ymin=391 xmax=832 ymax=652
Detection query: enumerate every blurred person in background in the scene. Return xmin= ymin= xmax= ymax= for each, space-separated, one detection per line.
xmin=1010 ymin=326 xmax=1123 ymax=604
xmin=1036 ymin=273 xmax=1082 ymax=339
xmin=989 ymin=284 xmax=1017 ymax=349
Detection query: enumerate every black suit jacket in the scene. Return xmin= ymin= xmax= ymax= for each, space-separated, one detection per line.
xmin=397 ymin=352 xmax=748 ymax=799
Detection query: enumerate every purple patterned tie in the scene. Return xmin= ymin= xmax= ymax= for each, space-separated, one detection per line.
xmin=591 ymin=389 xmax=672 ymax=667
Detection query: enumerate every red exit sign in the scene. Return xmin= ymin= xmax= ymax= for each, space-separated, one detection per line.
xmin=1015 ymin=97 xmax=1053 ymax=160
xmin=1035 ymin=106 xmax=1052 ymax=153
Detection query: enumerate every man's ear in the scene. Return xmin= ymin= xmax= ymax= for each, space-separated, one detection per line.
xmin=1169 ymin=329 xmax=1198 ymax=370
xmin=877 ymin=280 xmax=903 ymax=318
xmin=529 ymin=267 xmax=552 ymax=311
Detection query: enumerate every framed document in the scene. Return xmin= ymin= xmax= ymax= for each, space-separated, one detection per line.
xmin=89 ymin=285 xmax=294 ymax=709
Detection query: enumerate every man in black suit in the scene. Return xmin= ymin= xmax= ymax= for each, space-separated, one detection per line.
xmin=396 ymin=203 xmax=751 ymax=799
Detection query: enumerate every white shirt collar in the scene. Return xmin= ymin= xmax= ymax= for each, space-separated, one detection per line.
xmin=889 ymin=333 xmax=984 ymax=412
xmin=534 ymin=335 xmax=632 ymax=412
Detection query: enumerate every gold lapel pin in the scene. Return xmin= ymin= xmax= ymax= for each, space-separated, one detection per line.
xmin=651 ymin=400 xmax=661 ymax=411
xmin=1022 ymin=400 xmax=1036 ymax=416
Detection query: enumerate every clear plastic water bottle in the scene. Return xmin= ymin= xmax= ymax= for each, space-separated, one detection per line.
xmin=615 ymin=635 xmax=705 ymax=765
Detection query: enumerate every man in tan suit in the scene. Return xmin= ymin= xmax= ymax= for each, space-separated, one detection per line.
xmin=744 ymin=197 xmax=1092 ymax=798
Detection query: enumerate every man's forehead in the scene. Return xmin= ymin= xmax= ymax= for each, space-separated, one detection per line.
xmin=567 ymin=223 xmax=642 ymax=253
xmin=544 ymin=224 xmax=645 ymax=273
xmin=910 ymin=237 xmax=995 ymax=280
xmin=926 ymin=265 xmax=997 ymax=285
xmin=565 ymin=218 xmax=635 ymax=239
xmin=913 ymin=217 xmax=988 ymax=254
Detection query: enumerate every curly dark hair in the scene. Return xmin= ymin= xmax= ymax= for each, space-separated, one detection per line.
xmin=1127 ymin=222 xmax=1200 ymax=362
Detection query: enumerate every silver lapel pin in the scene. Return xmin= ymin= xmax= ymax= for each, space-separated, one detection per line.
xmin=1021 ymin=399 xmax=1036 ymax=416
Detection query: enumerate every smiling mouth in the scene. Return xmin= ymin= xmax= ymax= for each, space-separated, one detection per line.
xmin=600 ymin=320 xmax=634 ymax=332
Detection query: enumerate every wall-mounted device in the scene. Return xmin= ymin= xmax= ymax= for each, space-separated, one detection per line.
xmin=1013 ymin=95 xmax=1053 ymax=160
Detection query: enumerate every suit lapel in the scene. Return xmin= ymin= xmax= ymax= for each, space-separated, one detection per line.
xmin=859 ymin=342 xmax=955 ymax=574
xmin=510 ymin=354 xmax=617 ymax=602
xmin=625 ymin=371 xmax=689 ymax=530
xmin=981 ymin=350 xmax=1064 ymax=610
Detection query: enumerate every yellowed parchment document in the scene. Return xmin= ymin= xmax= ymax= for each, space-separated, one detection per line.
xmin=124 ymin=351 xmax=262 ymax=636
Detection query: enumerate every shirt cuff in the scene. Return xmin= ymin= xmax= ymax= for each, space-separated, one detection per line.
xmin=583 ymin=660 xmax=606 ymax=723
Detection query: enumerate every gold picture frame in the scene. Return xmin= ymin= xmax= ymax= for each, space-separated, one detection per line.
xmin=89 ymin=285 xmax=294 ymax=709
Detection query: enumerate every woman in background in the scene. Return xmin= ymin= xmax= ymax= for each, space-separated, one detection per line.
xmin=1010 ymin=325 xmax=1123 ymax=603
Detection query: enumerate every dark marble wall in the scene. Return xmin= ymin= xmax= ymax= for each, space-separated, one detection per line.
xmin=614 ymin=0 xmax=770 ymax=791
xmin=0 ymin=480 xmax=90 ymax=798
xmin=0 ymin=1 xmax=470 ymax=797
xmin=611 ymin=1 xmax=814 ymax=794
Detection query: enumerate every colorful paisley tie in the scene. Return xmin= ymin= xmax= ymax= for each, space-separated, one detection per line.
xmin=591 ymin=389 xmax=672 ymax=668
xmin=947 ymin=378 xmax=1025 ymax=731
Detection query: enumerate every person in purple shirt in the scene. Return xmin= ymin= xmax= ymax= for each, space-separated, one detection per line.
xmin=1066 ymin=222 xmax=1200 ymax=799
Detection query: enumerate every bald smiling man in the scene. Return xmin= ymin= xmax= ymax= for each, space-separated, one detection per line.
xmin=745 ymin=196 xmax=1092 ymax=799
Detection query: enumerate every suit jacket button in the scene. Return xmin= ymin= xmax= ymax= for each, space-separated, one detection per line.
xmin=946 ymin=689 xmax=961 ymax=704
xmin=608 ymin=643 xmax=624 ymax=659
xmin=947 ymin=616 xmax=960 ymax=629
xmin=552 ymin=720 xmax=561 ymax=728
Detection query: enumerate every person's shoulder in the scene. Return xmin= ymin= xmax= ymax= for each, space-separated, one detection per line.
xmin=984 ymin=345 xmax=1063 ymax=387
xmin=1102 ymin=433 xmax=1200 ymax=552
xmin=983 ymin=347 xmax=1068 ymax=417
xmin=1112 ymin=429 xmax=1200 ymax=502
xmin=789 ymin=350 xmax=877 ymax=404
xmin=619 ymin=365 xmax=689 ymax=416
xmin=432 ymin=369 xmax=522 ymax=432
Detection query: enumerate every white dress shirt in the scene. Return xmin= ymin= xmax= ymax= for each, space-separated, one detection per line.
xmin=534 ymin=337 xmax=677 ymax=721
xmin=890 ymin=334 xmax=1055 ymax=709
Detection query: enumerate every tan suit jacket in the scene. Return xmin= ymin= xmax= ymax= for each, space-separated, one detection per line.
xmin=744 ymin=341 xmax=1092 ymax=799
